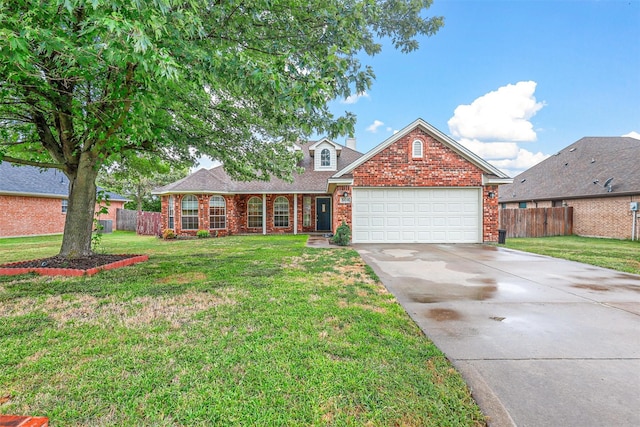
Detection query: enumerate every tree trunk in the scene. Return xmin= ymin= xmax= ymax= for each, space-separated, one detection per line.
xmin=59 ymin=153 xmax=100 ymax=258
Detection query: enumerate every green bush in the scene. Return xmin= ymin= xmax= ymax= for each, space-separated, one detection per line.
xmin=196 ymin=230 xmax=210 ymax=239
xmin=332 ymin=221 xmax=351 ymax=246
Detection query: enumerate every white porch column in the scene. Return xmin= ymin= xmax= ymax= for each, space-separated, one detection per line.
xmin=293 ymin=193 xmax=298 ymax=235
xmin=262 ymin=194 xmax=267 ymax=235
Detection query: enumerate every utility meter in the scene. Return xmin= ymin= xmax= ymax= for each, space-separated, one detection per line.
xmin=631 ymin=202 xmax=639 ymax=211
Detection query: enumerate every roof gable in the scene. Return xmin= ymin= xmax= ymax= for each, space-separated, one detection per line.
xmin=308 ymin=138 xmax=342 ymax=155
xmin=333 ymin=118 xmax=510 ymax=180
xmin=499 ymin=136 xmax=640 ymax=202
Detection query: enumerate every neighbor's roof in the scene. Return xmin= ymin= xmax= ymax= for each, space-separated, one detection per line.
xmin=334 ymin=118 xmax=512 ymax=182
xmin=0 ymin=162 xmax=129 ymax=201
xmin=498 ymin=137 xmax=640 ymax=202
xmin=152 ymin=143 xmax=364 ymax=195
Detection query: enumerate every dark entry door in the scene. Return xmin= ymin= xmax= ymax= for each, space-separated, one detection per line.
xmin=316 ymin=197 xmax=332 ymax=231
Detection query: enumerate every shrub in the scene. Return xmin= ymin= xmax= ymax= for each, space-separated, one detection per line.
xmin=162 ymin=229 xmax=176 ymax=240
xmin=196 ymin=230 xmax=210 ymax=239
xmin=332 ymin=221 xmax=351 ymax=246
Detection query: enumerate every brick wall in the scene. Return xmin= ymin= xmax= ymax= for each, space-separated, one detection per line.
xmin=351 ymin=127 xmax=498 ymax=242
xmin=332 ymin=185 xmax=352 ymax=233
xmin=0 ymin=195 xmax=124 ymax=238
xmin=568 ymin=196 xmax=639 ymax=239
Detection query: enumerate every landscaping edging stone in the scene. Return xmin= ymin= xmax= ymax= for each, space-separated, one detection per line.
xmin=0 ymin=255 xmax=148 ymax=277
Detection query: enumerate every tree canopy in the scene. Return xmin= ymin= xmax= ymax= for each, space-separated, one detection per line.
xmin=0 ymin=0 xmax=443 ymax=257
xmin=98 ymin=154 xmax=189 ymax=212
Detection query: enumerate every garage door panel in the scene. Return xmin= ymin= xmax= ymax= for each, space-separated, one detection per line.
xmin=402 ymin=217 xmax=415 ymax=226
xmin=371 ymin=203 xmax=385 ymax=213
xmin=352 ymin=188 xmax=481 ymax=243
xmin=387 ymin=217 xmax=401 ymax=227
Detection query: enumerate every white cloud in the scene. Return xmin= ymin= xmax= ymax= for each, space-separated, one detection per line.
xmin=623 ymin=131 xmax=640 ymax=140
xmin=366 ymin=120 xmax=385 ymax=133
xmin=458 ymin=138 xmax=519 ymax=160
xmin=489 ymin=148 xmax=549 ymax=176
xmin=341 ymin=92 xmax=369 ymax=105
xmin=448 ymin=81 xmax=550 ymax=177
xmin=448 ymin=81 xmax=545 ymax=142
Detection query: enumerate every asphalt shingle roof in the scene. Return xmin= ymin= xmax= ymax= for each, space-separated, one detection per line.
xmin=498 ymin=137 xmax=640 ymax=202
xmin=0 ymin=162 xmax=128 ymax=201
xmin=153 ymin=143 xmax=364 ymax=194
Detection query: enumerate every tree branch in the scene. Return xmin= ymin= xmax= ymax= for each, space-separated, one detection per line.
xmin=0 ymin=155 xmax=64 ymax=170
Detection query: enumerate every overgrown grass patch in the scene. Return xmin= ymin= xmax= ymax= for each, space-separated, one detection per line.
xmin=504 ymin=235 xmax=640 ymax=275
xmin=1 ymin=232 xmax=485 ymax=426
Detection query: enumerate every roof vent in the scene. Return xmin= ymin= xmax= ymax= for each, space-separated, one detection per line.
xmin=593 ymin=179 xmax=599 ymax=184
xmin=569 ymin=147 xmax=576 ymax=152
xmin=520 ymin=178 xmax=526 ymax=183
xmin=591 ymin=158 xmax=595 ymax=163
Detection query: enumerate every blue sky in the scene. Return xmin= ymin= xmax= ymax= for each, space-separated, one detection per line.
xmin=328 ymin=0 xmax=640 ymax=177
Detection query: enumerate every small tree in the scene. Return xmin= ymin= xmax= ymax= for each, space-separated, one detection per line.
xmin=332 ymin=221 xmax=351 ymax=246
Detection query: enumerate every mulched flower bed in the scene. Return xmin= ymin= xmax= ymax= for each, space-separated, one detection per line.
xmin=0 ymin=254 xmax=148 ymax=277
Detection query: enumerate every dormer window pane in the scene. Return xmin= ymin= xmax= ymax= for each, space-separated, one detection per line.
xmin=321 ymin=148 xmax=331 ymax=167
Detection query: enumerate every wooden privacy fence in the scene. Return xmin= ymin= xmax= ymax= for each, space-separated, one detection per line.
xmin=116 ymin=209 xmax=162 ymax=236
xmin=499 ymin=207 xmax=573 ymax=238
xmin=137 ymin=211 xmax=162 ymax=236
xmin=116 ymin=208 xmax=137 ymax=231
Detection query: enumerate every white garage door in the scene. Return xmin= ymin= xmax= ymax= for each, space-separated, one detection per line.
xmin=352 ymin=188 xmax=481 ymax=243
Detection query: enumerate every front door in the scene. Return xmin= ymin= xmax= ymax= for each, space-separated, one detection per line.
xmin=316 ymin=197 xmax=332 ymax=231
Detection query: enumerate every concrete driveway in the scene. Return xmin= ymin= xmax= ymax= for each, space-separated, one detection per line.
xmin=355 ymin=244 xmax=640 ymax=427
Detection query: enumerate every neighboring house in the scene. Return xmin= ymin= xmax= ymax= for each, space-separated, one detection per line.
xmin=153 ymin=119 xmax=512 ymax=243
xmin=0 ymin=162 xmax=128 ymax=238
xmin=498 ymin=136 xmax=640 ymax=239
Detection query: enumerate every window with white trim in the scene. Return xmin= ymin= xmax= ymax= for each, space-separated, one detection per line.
xmin=209 ymin=195 xmax=226 ymax=229
xmin=61 ymin=199 xmax=68 ymax=214
xmin=303 ymin=196 xmax=311 ymax=227
xmin=168 ymin=196 xmax=174 ymax=229
xmin=181 ymin=195 xmax=199 ymax=230
xmin=273 ymin=196 xmax=289 ymax=227
xmin=247 ymin=197 xmax=263 ymax=228
xmin=412 ymin=139 xmax=423 ymax=158
xmin=320 ymin=148 xmax=331 ymax=167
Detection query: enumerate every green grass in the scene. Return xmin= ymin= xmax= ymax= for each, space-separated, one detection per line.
xmin=0 ymin=232 xmax=485 ymax=426
xmin=504 ymin=235 xmax=640 ymax=275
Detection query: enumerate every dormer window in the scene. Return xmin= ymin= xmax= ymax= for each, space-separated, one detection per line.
xmin=412 ymin=139 xmax=423 ymax=158
xmin=321 ymin=149 xmax=331 ymax=167
xmin=309 ymin=138 xmax=340 ymax=171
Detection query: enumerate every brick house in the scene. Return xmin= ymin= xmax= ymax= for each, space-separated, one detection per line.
xmin=498 ymin=136 xmax=640 ymax=239
xmin=153 ymin=119 xmax=512 ymax=243
xmin=0 ymin=162 xmax=128 ymax=238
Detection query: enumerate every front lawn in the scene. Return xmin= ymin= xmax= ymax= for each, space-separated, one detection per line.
xmin=0 ymin=233 xmax=485 ymax=426
xmin=504 ymin=235 xmax=640 ymax=275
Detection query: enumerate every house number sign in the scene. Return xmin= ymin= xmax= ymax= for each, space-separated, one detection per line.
xmin=339 ymin=197 xmax=351 ymax=204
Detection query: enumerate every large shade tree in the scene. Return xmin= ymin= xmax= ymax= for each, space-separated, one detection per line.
xmin=0 ymin=0 xmax=443 ymax=258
